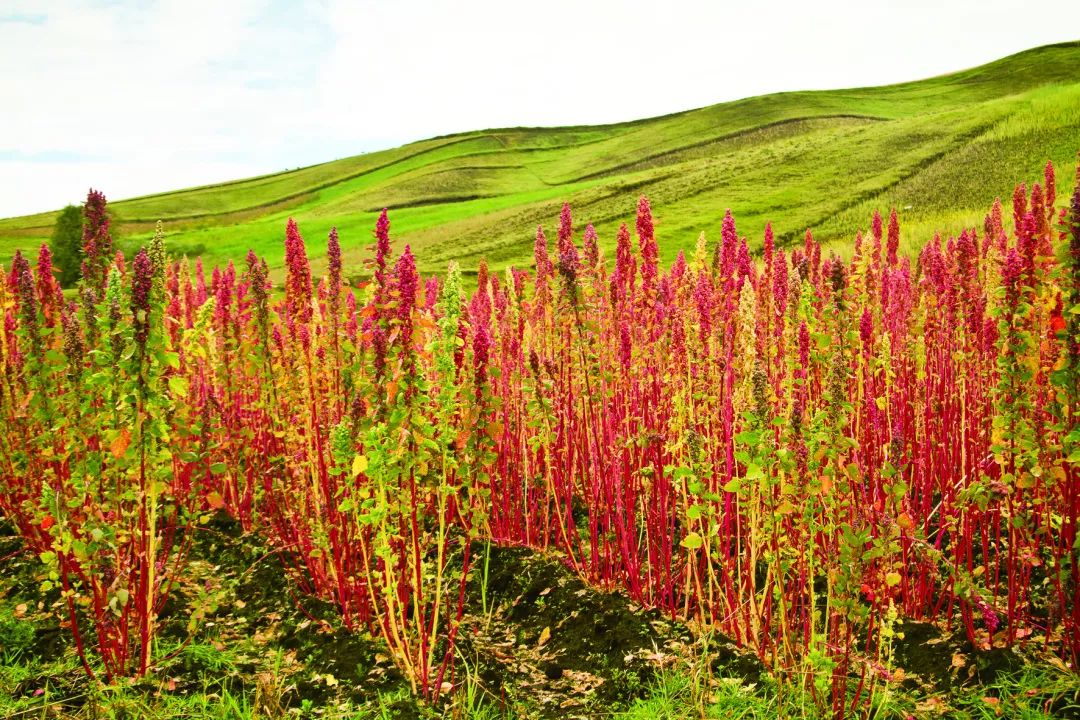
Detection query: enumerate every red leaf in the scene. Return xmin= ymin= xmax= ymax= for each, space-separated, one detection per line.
xmin=110 ymin=429 xmax=131 ymax=459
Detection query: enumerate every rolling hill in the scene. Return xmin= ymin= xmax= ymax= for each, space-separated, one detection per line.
xmin=2 ymin=41 xmax=1079 ymax=281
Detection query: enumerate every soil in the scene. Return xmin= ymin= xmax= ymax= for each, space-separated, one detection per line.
xmin=2 ymin=517 xmax=1075 ymax=719
xmin=892 ymin=618 xmax=1032 ymax=692
xmin=163 ymin=514 xmax=420 ymax=714
xmin=0 ymin=517 xmax=766 ymax=718
xmin=456 ymin=544 xmax=718 ymax=717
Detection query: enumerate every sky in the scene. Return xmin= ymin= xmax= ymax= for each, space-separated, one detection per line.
xmin=1 ymin=0 xmax=1078 ymax=218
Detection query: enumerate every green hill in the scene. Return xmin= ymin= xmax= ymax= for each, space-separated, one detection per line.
xmin=2 ymin=41 xmax=1079 ymax=280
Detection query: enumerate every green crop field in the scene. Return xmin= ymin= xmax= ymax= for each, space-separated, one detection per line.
xmin=2 ymin=41 xmax=1079 ymax=281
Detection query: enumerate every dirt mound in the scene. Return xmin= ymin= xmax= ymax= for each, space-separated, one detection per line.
xmin=457 ymin=544 xmax=763 ymax=717
xmin=0 ymin=518 xmax=765 ymax=718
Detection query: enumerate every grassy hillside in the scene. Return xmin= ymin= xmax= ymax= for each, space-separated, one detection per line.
xmin=2 ymin=41 xmax=1079 ymax=281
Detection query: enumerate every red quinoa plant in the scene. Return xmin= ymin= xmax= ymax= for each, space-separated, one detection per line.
xmin=1 ymin=200 xmax=201 ymax=681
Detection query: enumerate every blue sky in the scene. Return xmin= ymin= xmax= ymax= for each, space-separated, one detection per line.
xmin=1 ymin=0 xmax=1078 ymax=218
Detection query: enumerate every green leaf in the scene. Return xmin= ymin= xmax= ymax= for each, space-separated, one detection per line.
xmin=352 ymin=455 xmax=369 ymax=476
xmin=209 ymin=463 xmax=227 ymax=475
xmin=168 ymin=376 xmax=189 ymax=397
xmin=734 ymin=430 xmax=761 ymax=446
xmin=722 ymin=479 xmax=741 ymax=493
xmin=680 ymin=533 xmax=703 ymax=550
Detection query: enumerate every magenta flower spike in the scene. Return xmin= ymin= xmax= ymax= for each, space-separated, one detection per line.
xmin=637 ymin=196 xmax=658 ymax=296
xmin=375 ymin=209 xmax=392 ymax=293
xmin=534 ymin=225 xmax=553 ymax=280
xmin=425 ymin=276 xmax=440 ymax=312
xmin=582 ymin=224 xmax=599 ymax=270
xmin=694 ymin=269 xmax=714 ymax=340
xmin=80 ymin=189 xmax=113 ymax=295
xmin=1012 ymin=183 xmax=1028 ymax=239
xmin=284 ymin=218 xmax=313 ymax=326
xmin=719 ymin=209 xmax=737 ymax=285
xmin=887 ymin=209 xmax=900 ymax=267
xmin=859 ymin=307 xmax=873 ymax=351
xmin=763 ymin=222 xmax=775 ymax=269
xmin=557 ymin=203 xmax=574 ymax=258
xmin=614 ymin=222 xmax=634 ymax=302
xmin=327 ymin=226 xmax=342 ymax=301
xmin=35 ymin=244 xmax=58 ymax=325
xmin=12 ymin=252 xmax=36 ymax=332
xmin=618 ymin=320 xmax=632 ymax=371
xmin=131 ymin=248 xmax=153 ymax=348
xmin=1044 ymin=161 xmax=1056 ymax=218
xmin=773 ymin=249 xmax=788 ymax=319
xmin=395 ymin=245 xmax=419 ymax=355
xmin=736 ymin=238 xmax=753 ymax=290
xmin=558 ymin=240 xmax=581 ymax=305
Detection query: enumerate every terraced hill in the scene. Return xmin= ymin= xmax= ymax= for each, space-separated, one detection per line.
xmin=2 ymin=41 xmax=1078 ymax=279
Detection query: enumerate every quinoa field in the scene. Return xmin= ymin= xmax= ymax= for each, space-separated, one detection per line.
xmin=1 ymin=39 xmax=1080 ymax=720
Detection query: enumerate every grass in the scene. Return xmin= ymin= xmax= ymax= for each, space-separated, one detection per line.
xmin=616 ymin=666 xmax=1080 ymax=720
xmin=2 ymin=667 xmax=1073 ymax=719
xmin=2 ymin=41 xmax=1079 ymax=281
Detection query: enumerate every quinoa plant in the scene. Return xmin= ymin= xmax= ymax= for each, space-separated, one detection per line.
xmin=1 ymin=191 xmax=201 ymax=681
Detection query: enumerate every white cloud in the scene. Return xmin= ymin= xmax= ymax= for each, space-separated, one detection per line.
xmin=1 ymin=0 xmax=1079 ymax=217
